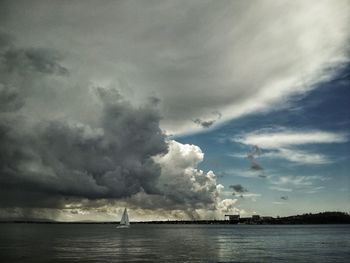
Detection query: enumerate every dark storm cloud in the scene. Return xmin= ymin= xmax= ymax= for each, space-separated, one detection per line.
xmin=0 ymin=84 xmax=24 ymax=112
xmin=247 ymin=145 xmax=264 ymax=171
xmin=248 ymin=145 xmax=261 ymax=158
xmin=193 ymin=111 xmax=222 ymax=128
xmin=0 ymin=32 xmax=69 ymax=113
xmin=0 ymin=34 xmax=168 ymax=209
xmin=4 ymin=48 xmax=68 ymax=75
xmin=0 ymin=32 xmax=14 ymax=48
xmin=0 ymin=34 xmax=226 ymax=219
xmin=250 ymin=161 xmax=263 ymax=171
xmin=0 ymin=33 xmax=68 ymax=76
xmin=0 ymin=92 xmax=168 ymax=205
xmin=229 ymin=184 xmax=248 ymax=193
xmin=148 ymin=96 xmax=161 ymax=106
xmin=1 ymin=1 xmax=348 ymax=136
xmin=193 ymin=118 xmax=215 ymax=128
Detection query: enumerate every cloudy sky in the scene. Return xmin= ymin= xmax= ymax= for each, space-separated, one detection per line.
xmin=0 ymin=0 xmax=349 ymax=221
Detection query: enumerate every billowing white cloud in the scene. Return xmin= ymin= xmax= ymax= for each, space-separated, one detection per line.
xmin=100 ymin=140 xmax=241 ymax=220
xmin=153 ymin=140 xmax=238 ymax=218
xmin=217 ymin=199 xmax=238 ymax=214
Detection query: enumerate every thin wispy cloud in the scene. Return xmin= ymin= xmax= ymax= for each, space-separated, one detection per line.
xmin=305 ymin=186 xmax=325 ymax=194
xmin=221 ymin=189 xmax=261 ymax=202
xmin=272 ymin=202 xmax=285 ymax=205
xmin=235 ymin=129 xmax=347 ymax=149
xmin=269 ymin=186 xmax=293 ymax=192
xmin=223 ymin=170 xmax=268 ymax=179
xmin=241 ymin=193 xmax=261 ymax=202
xmin=267 ymin=175 xmax=328 ymax=196
xmin=264 ymin=149 xmax=330 ymax=165
xmin=271 ymin=175 xmax=328 ymax=187
xmin=233 ymin=128 xmax=348 ymax=165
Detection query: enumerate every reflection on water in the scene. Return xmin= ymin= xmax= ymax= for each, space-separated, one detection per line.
xmin=0 ymin=224 xmax=349 ymax=262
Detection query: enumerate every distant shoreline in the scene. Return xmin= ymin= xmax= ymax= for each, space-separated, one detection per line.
xmin=1 ymin=212 xmax=349 ymax=225
xmin=1 ymin=221 xmax=349 ymax=225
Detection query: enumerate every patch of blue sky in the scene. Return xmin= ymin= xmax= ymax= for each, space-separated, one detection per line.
xmin=175 ymin=65 xmax=350 ymax=215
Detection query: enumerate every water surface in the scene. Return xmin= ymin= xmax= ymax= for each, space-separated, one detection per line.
xmin=0 ymin=224 xmax=349 ymax=262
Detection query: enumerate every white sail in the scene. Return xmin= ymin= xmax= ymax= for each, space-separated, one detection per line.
xmin=117 ymin=208 xmax=130 ymax=228
xmin=120 ymin=208 xmax=130 ymax=225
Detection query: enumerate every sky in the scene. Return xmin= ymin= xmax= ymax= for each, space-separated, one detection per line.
xmin=0 ymin=0 xmax=349 ymax=221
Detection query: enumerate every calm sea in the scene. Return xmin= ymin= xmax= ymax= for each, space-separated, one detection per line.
xmin=0 ymin=224 xmax=349 ymax=262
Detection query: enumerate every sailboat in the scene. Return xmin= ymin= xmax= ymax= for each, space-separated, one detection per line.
xmin=117 ymin=208 xmax=130 ymax=228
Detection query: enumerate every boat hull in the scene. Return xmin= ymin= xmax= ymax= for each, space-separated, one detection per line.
xmin=116 ymin=225 xmax=130 ymax=229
